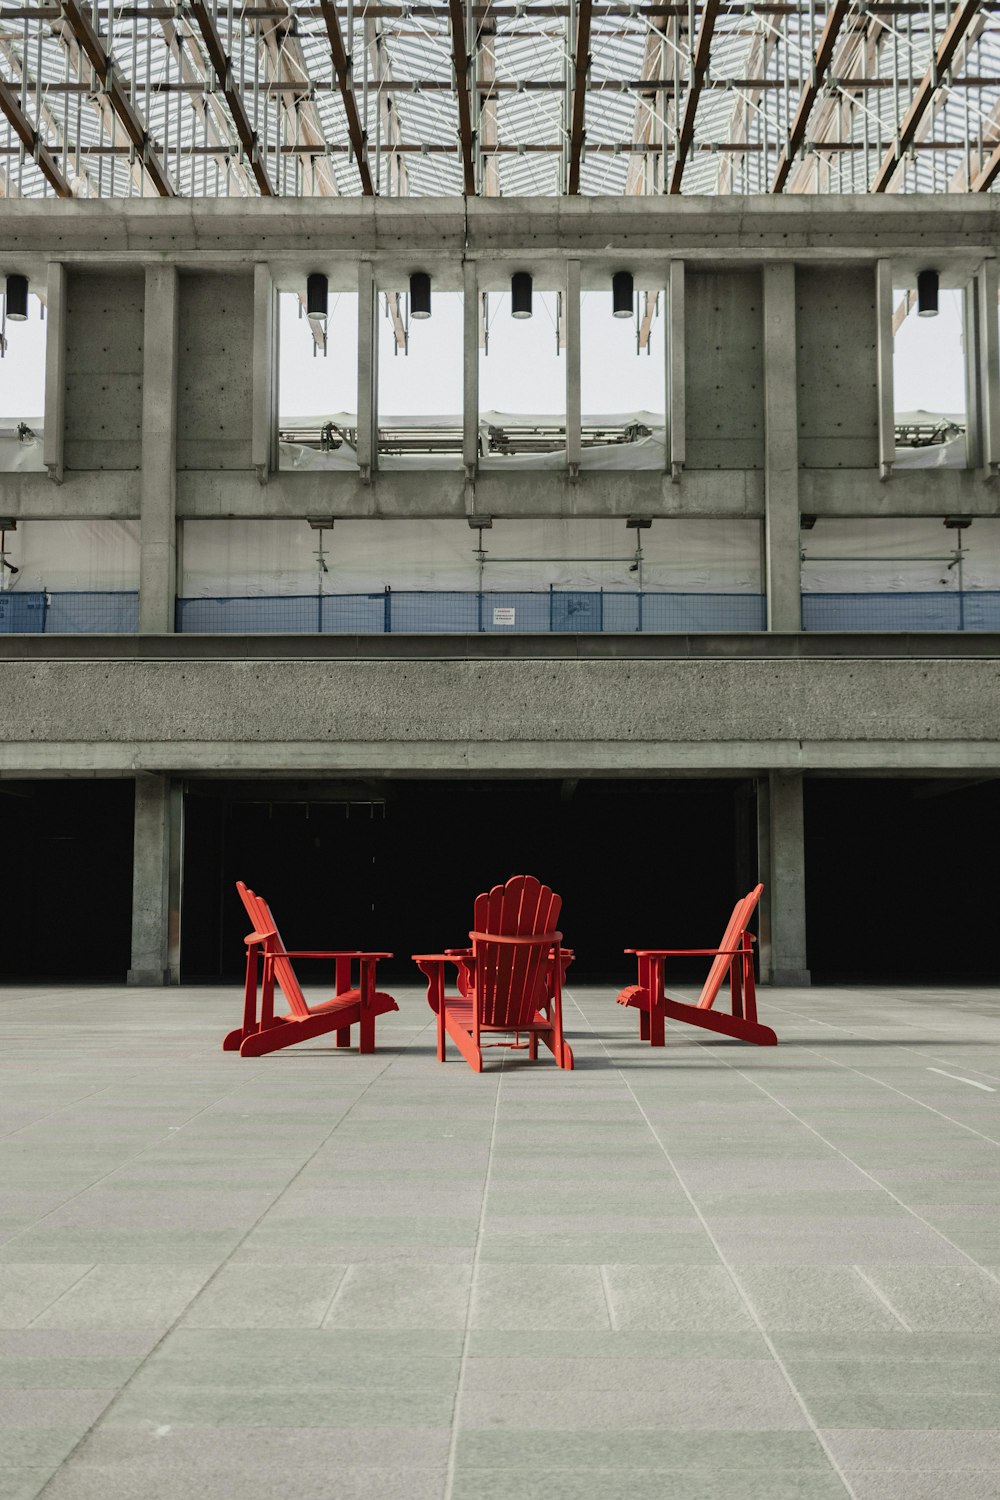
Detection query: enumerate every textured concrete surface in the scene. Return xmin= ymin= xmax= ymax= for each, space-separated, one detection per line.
xmin=1 ymin=983 xmax=999 ymax=1499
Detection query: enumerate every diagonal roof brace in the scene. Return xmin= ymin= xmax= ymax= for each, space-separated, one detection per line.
xmin=871 ymin=0 xmax=982 ymax=192
xmin=669 ymin=0 xmax=721 ymax=193
xmin=567 ymin=0 xmax=593 ymax=193
xmin=0 ymin=75 xmax=74 ymax=197
xmin=319 ymin=0 xmax=374 ymax=194
xmin=59 ymin=0 xmax=175 ymax=196
xmin=447 ymin=0 xmax=476 ymax=195
xmin=188 ymin=0 xmax=274 ymax=196
xmin=771 ymin=0 xmax=853 ymax=192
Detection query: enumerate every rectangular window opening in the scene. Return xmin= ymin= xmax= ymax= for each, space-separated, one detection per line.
xmin=893 ymin=282 xmax=968 ymax=470
xmin=0 ymin=286 xmax=46 ymax=479
xmin=277 ymin=288 xmax=359 ymax=472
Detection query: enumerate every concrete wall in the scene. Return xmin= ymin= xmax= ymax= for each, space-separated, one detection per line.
xmin=797 ymin=266 xmax=879 ymax=470
xmin=64 ymin=271 xmax=144 ymax=471
xmin=176 ymin=274 xmax=254 ymax=471
xmin=685 ymin=270 xmax=764 ymax=470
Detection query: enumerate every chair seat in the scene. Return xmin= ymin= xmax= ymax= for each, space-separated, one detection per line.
xmin=442 ymin=996 xmax=551 ymax=1031
xmin=309 ymin=989 xmax=397 ymax=1019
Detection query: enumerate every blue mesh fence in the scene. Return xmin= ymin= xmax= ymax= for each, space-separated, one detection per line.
xmin=0 ymin=591 xmax=139 ymax=633
xmin=802 ymin=592 xmax=1000 ymax=632
xmin=175 ymin=591 xmax=769 ymax=634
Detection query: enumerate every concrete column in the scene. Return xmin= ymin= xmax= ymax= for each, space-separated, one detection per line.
xmin=463 ymin=258 xmax=479 ymax=482
xmin=758 ymin=772 xmax=810 ymax=987
xmin=666 ymin=260 xmax=685 ymax=482
xmin=139 ymin=266 xmax=179 ymax=634
xmin=251 ymin=263 xmax=276 ymax=485
xmin=875 ymin=259 xmax=895 ymax=480
xmin=976 ymin=260 xmax=1000 ymax=478
xmin=42 ymin=262 xmax=66 ymax=485
xmin=565 ymin=259 xmax=581 ymax=478
xmin=763 ymin=264 xmax=801 ymax=632
xmin=128 ymin=773 xmax=182 ymax=986
xmin=356 ymin=260 xmax=377 ymax=483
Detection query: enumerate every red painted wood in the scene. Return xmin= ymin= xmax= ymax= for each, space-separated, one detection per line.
xmin=227 ymin=882 xmax=398 ymax=1057
xmin=616 ymin=884 xmax=775 ymax=1047
xmin=413 ymin=874 xmax=574 ymax=1073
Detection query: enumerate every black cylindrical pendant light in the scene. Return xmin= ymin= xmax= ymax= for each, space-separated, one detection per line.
xmin=612 ymin=270 xmax=633 ymax=318
xmin=511 ymin=271 xmax=533 ymax=319
xmin=306 ymin=272 xmax=328 ymax=322
xmin=409 ymin=271 xmax=431 ymax=319
xmin=917 ymin=268 xmax=939 ymax=318
xmin=5 ymin=274 xmax=28 ymax=322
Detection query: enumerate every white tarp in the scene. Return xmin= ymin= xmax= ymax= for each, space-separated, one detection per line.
xmin=0 ymin=422 xmax=46 ymax=474
xmin=0 ymin=518 xmax=140 ymax=590
xmin=801 ymin=517 xmax=1000 ymax=593
xmin=180 ymin=517 xmax=763 ymax=596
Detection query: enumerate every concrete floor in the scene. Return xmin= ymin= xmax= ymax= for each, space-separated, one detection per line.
xmin=1 ymin=984 xmax=999 ymax=1500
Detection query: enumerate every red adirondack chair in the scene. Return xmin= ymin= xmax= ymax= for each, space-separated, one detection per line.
xmin=413 ymin=874 xmax=574 ymax=1073
xmin=223 ymin=881 xmax=398 ymax=1057
xmin=616 ymin=884 xmax=776 ymax=1047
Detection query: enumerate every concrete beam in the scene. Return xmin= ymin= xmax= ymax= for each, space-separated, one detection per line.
xmin=976 ymin=259 xmax=1000 ymax=479
xmin=876 ymin=259 xmax=895 ymax=481
xmin=139 ymin=267 xmax=179 ymax=634
xmin=763 ymin=264 xmax=800 ymax=631
xmin=252 ymin=264 xmax=277 ymax=485
xmin=1 ymin=655 xmax=999 ymax=780
xmin=463 ymin=258 xmax=479 ymax=482
xmin=357 ymin=260 xmax=377 ymax=483
xmin=2 ymin=197 xmax=999 ymax=272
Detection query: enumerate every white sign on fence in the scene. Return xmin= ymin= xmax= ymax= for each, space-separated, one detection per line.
xmin=492 ymin=607 xmax=516 ymax=626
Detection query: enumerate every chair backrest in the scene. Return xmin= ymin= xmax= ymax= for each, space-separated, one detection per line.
xmin=470 ymin=874 xmax=562 ymax=1030
xmin=696 ymin=883 xmax=764 ymax=1010
xmin=236 ymin=881 xmax=310 ymax=1019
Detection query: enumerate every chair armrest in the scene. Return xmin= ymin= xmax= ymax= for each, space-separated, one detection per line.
xmin=243 ymin=931 xmax=269 ymax=946
xmin=281 ymin=949 xmax=393 ymax=960
xmin=629 ymin=946 xmax=750 ymax=958
xmin=412 ymin=952 xmax=462 ymax=965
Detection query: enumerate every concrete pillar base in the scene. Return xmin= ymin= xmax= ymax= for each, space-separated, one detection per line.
xmin=770 ymin=967 xmax=812 ymax=988
xmin=127 ymin=967 xmax=169 ymax=987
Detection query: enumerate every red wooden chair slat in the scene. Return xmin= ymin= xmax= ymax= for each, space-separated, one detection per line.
xmin=223 ymin=881 xmax=398 ymax=1058
xmin=414 ymin=874 xmax=574 ymax=1073
xmin=616 ymin=884 xmax=776 ymax=1047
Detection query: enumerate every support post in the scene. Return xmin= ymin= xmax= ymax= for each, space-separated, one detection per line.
xmin=128 ymin=773 xmax=180 ymax=986
xmin=357 ymin=260 xmax=377 ymax=483
xmin=565 ymin=259 xmax=581 ymax=479
xmin=251 ymin=264 xmax=276 ymax=485
xmin=463 ymin=258 xmax=479 ymax=484
xmin=667 ymin=260 xmax=685 ymax=482
xmin=763 ymin=264 xmax=800 ymax=632
xmin=139 ymin=266 xmax=179 ymax=634
xmin=876 ymin=259 xmax=895 ymax=480
xmin=42 ymin=262 xmax=66 ymax=485
xmin=976 ymin=260 xmax=1000 ymax=478
xmin=759 ymin=772 xmax=810 ymax=987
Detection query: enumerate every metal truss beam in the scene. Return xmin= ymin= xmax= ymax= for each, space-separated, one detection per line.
xmin=567 ymin=0 xmax=593 ymax=193
xmin=669 ymin=0 xmax=721 ymax=193
xmin=59 ymin=0 xmax=175 ymax=196
xmin=772 ymin=0 xmax=853 ymax=191
xmin=319 ymin=0 xmax=374 ymax=194
xmin=447 ymin=0 xmax=476 ymax=194
xmin=0 ymin=70 xmax=73 ymax=196
xmin=189 ymin=0 xmax=273 ymax=195
xmin=871 ymin=0 xmax=982 ymax=191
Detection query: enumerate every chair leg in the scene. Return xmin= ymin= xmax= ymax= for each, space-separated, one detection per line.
xmin=528 ymin=1032 xmax=538 ymax=1060
xmin=335 ymin=1026 xmax=351 ymax=1048
xmin=639 ymin=1010 xmax=650 ymax=1041
xmin=648 ymin=1004 xmax=665 ymax=1047
xmin=359 ymin=1009 xmax=375 ymax=1054
xmin=437 ymin=1004 xmax=446 ymax=1062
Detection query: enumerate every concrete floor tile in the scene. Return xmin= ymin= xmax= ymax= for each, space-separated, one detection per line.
xmin=734 ymin=1268 xmax=906 ymax=1332
xmin=479 ymin=1232 xmax=718 ymax=1265
xmin=602 ymin=1265 xmax=755 ymax=1332
xmin=454 ymin=1429 xmax=833 ymax=1470
xmin=177 ymin=1264 xmax=348 ymax=1328
xmin=470 ymin=1264 xmax=611 ymax=1331
xmin=821 ymin=1430 xmax=1000 ymax=1469
xmin=0 ymin=1266 xmax=95 ymax=1329
xmin=858 ymin=1267 xmax=1000 ymax=1331
xmin=450 ymin=1470 xmax=849 ymax=1500
xmin=843 ymin=1471 xmax=1000 ymax=1499
xmin=323 ymin=1262 xmax=471 ymax=1330
xmin=37 ymin=1465 xmax=448 ymax=1500
xmin=30 ymin=1265 xmax=216 ymax=1330
xmin=108 ymin=1382 xmax=456 ymax=1428
xmin=0 ymin=1470 xmax=57 ymax=1500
